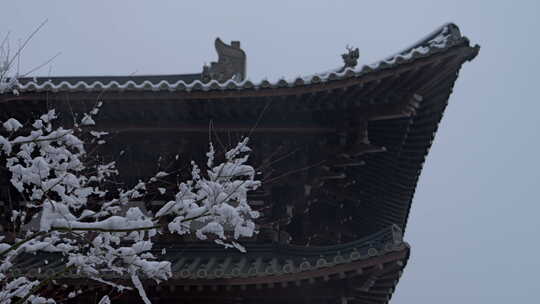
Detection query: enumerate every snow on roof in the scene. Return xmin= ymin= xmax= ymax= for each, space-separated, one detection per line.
xmin=8 ymin=23 xmax=467 ymax=94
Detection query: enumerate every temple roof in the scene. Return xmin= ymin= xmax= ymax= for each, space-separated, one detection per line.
xmin=15 ymin=226 xmax=408 ymax=303
xmin=0 ymin=22 xmax=480 ymax=239
xmin=10 ymin=23 xmax=477 ymax=94
xmin=0 ymin=22 xmax=480 ymax=303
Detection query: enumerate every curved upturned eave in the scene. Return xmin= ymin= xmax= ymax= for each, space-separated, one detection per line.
xmin=1 ymin=23 xmax=477 ymax=98
xmin=1 ymin=43 xmax=478 ymax=106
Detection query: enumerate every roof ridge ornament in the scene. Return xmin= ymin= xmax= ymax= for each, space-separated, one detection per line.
xmin=340 ymin=45 xmax=359 ymax=72
xmin=201 ymin=38 xmax=246 ymax=83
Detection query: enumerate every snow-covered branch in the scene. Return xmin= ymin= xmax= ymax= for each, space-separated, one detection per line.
xmin=0 ymin=103 xmax=261 ymax=303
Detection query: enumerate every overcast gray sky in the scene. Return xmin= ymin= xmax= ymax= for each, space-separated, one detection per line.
xmin=2 ymin=1 xmax=539 ymax=303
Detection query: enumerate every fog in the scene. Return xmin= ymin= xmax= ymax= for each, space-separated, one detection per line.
xmin=2 ymin=1 xmax=539 ymax=302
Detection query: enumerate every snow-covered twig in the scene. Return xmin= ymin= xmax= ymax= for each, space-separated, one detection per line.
xmin=0 ymin=103 xmax=260 ymax=303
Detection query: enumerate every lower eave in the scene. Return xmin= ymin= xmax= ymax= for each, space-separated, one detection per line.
xmin=16 ymin=226 xmax=408 ymax=303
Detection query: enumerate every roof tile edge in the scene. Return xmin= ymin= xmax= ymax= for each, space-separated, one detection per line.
xmin=5 ymin=23 xmax=477 ymax=95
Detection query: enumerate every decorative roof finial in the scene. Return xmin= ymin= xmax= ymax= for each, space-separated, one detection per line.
xmin=341 ymin=45 xmax=359 ymax=70
xmin=201 ymin=38 xmax=246 ymax=83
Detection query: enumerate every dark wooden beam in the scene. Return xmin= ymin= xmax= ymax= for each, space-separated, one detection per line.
xmin=91 ymin=124 xmax=336 ymax=134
